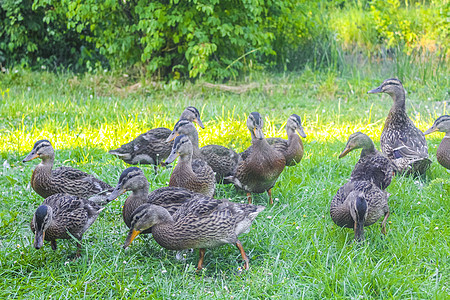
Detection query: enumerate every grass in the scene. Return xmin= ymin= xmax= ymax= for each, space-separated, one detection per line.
xmin=0 ymin=63 xmax=449 ymax=298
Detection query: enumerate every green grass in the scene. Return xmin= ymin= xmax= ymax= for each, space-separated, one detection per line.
xmin=0 ymin=65 xmax=449 ymax=298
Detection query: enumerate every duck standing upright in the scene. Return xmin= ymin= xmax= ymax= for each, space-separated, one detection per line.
xmin=368 ymin=78 xmax=431 ymax=175
xmin=424 ymin=115 xmax=450 ymax=170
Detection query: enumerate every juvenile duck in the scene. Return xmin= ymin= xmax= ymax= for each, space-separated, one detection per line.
xmin=166 ymin=120 xmax=240 ymax=183
xmin=31 ymin=193 xmax=104 ymax=257
xmin=241 ymin=114 xmax=306 ymax=166
xmin=368 ymin=78 xmax=431 ymax=175
xmin=165 ymin=135 xmax=215 ymax=197
xmin=107 ymin=167 xmax=200 ymax=230
xmin=123 ymin=196 xmax=265 ymax=271
xmin=330 ymin=180 xmax=390 ymax=242
xmin=226 ymin=112 xmax=286 ymax=204
xmin=109 ymin=106 xmax=204 ymax=166
xmin=23 ymin=140 xmax=112 ymax=203
xmin=424 ymin=115 xmax=450 ymax=170
xmin=339 ymin=132 xmax=395 ymax=189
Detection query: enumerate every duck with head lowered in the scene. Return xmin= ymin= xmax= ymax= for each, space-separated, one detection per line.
xmin=109 ymin=106 xmax=204 ymax=168
xmin=23 ymin=140 xmax=113 ymax=204
xmin=424 ymin=115 xmax=450 ymax=170
xmin=368 ymin=78 xmax=431 ymax=175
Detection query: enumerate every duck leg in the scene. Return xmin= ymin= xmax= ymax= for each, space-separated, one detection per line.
xmin=246 ymin=193 xmax=252 ymax=204
xmin=267 ymin=189 xmax=273 ymax=205
xmin=51 ymin=240 xmax=57 ymax=250
xmin=197 ymin=248 xmax=206 ymax=271
xmin=236 ymin=240 xmax=249 ymax=270
xmin=381 ymin=210 xmax=390 ymax=235
xmin=75 ymin=237 xmax=83 ymax=258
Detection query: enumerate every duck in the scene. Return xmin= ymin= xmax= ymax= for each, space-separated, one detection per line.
xmin=241 ymin=114 xmax=306 ymax=166
xmin=109 ymin=106 xmax=204 ymax=167
xmin=339 ymin=132 xmax=395 ymax=190
xmin=330 ymin=180 xmax=390 ymax=242
xmin=123 ymin=196 xmax=265 ymax=271
xmin=106 ymin=167 xmax=200 ymax=231
xmin=164 ymin=135 xmax=215 ymax=197
xmin=225 ymin=112 xmax=286 ymax=205
xmin=424 ymin=115 xmax=450 ymax=170
xmin=23 ymin=140 xmax=113 ymax=204
xmin=166 ymin=119 xmax=240 ymax=183
xmin=30 ymin=193 xmax=104 ymax=257
xmin=368 ymin=78 xmax=431 ymax=175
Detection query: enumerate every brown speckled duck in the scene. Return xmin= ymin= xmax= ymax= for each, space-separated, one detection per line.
xmin=226 ymin=112 xmax=286 ymax=204
xmin=109 ymin=106 xmax=204 ymax=166
xmin=165 ymin=135 xmax=216 ymax=197
xmin=330 ymin=180 xmax=390 ymax=242
xmin=424 ymin=115 xmax=450 ymax=170
xmin=241 ymin=114 xmax=306 ymax=166
xmin=166 ymin=119 xmax=240 ymax=183
xmin=339 ymin=132 xmax=395 ymax=190
xmin=31 ymin=193 xmax=104 ymax=257
xmin=368 ymin=78 xmax=431 ymax=175
xmin=106 ymin=167 xmax=200 ymax=231
xmin=123 ymin=196 xmax=265 ymax=271
xmin=23 ymin=140 xmax=113 ymax=204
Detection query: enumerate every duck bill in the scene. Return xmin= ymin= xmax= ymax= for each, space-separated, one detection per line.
xmin=253 ymin=127 xmax=265 ymax=140
xmin=354 ymin=221 xmax=365 ymax=242
xmin=107 ymin=185 xmax=127 ymax=202
xmin=123 ymin=229 xmax=141 ymax=249
xmin=296 ymin=127 xmax=307 ymax=138
xmin=164 ymin=150 xmax=179 ymax=165
xmin=165 ymin=131 xmax=179 ymax=142
xmin=338 ymin=147 xmax=352 ymax=159
xmin=34 ymin=230 xmax=45 ymax=249
xmin=424 ymin=126 xmax=438 ymax=135
xmin=194 ymin=118 xmax=205 ymax=129
xmin=367 ymin=86 xmax=382 ymax=94
xmin=23 ymin=150 xmax=39 ymax=162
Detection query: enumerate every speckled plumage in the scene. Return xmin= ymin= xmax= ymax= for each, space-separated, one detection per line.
xmin=109 ymin=106 xmax=204 ymax=166
xmin=227 ymin=112 xmax=286 ymax=204
xmin=339 ymin=132 xmax=394 ymax=190
xmin=368 ymin=78 xmax=431 ymax=175
xmin=30 ymin=193 xmax=104 ymax=256
xmin=23 ymin=140 xmax=113 ymax=204
xmin=124 ymin=196 xmax=265 ymax=270
xmin=241 ymin=114 xmax=306 ymax=166
xmin=330 ymin=180 xmax=390 ymax=241
xmin=167 ymin=120 xmax=241 ymax=183
xmin=165 ymin=135 xmax=215 ymax=197
xmin=424 ymin=115 xmax=450 ymax=170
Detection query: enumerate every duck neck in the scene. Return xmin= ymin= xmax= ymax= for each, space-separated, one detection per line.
xmin=389 ymin=90 xmax=406 ymax=113
xmin=33 ymin=157 xmax=55 ymax=182
xmin=286 ymin=127 xmax=299 ymax=145
xmin=360 ymin=141 xmax=376 ymax=157
xmin=123 ymin=187 xmax=149 ymax=228
xmin=175 ymin=153 xmax=194 ymax=174
xmin=187 ymin=131 xmax=201 ymax=157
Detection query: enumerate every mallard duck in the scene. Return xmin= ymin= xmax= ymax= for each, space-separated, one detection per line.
xmin=164 ymin=135 xmax=215 ymax=197
xmin=226 ymin=112 xmax=286 ymax=205
xmin=166 ymin=119 xmax=240 ymax=183
xmin=23 ymin=140 xmax=113 ymax=204
xmin=330 ymin=180 xmax=390 ymax=241
xmin=339 ymin=132 xmax=395 ymax=190
xmin=123 ymin=196 xmax=265 ymax=271
xmin=241 ymin=114 xmax=306 ymax=166
xmin=424 ymin=115 xmax=450 ymax=170
xmin=368 ymin=78 xmax=431 ymax=175
xmin=106 ymin=167 xmax=200 ymax=231
xmin=30 ymin=193 xmax=104 ymax=257
xmin=109 ymin=106 xmax=204 ymax=166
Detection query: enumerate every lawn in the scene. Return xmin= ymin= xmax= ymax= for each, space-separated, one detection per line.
xmin=0 ymin=66 xmax=449 ymax=298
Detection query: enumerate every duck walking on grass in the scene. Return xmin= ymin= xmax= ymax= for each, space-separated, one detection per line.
xmin=109 ymin=106 xmax=204 ymax=167
xmin=330 ymin=180 xmax=390 ymax=242
xmin=226 ymin=112 xmax=286 ymax=205
xmin=23 ymin=140 xmax=113 ymax=204
xmin=339 ymin=132 xmax=395 ymax=190
xmin=31 ymin=193 xmax=105 ymax=257
xmin=368 ymin=78 xmax=431 ymax=175
xmin=165 ymin=135 xmax=216 ymax=197
xmin=424 ymin=115 xmax=450 ymax=171
xmin=123 ymin=196 xmax=265 ymax=271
